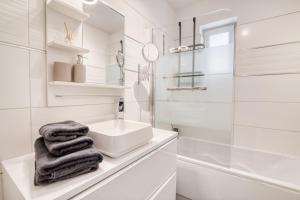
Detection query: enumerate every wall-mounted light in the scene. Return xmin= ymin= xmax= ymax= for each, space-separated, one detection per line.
xmin=82 ymin=0 xmax=98 ymax=5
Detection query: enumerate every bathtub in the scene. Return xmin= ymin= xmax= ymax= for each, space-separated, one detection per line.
xmin=176 ymin=137 xmax=300 ymax=200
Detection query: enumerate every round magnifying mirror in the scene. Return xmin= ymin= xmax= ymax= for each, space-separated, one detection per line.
xmin=142 ymin=43 xmax=159 ymax=62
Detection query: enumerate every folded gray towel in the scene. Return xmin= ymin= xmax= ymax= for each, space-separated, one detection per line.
xmin=34 ymin=137 xmax=103 ymax=185
xmin=44 ymin=136 xmax=94 ymax=157
xmin=39 ymin=121 xmax=89 ymax=142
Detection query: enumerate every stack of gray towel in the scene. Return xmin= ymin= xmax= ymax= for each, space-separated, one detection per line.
xmin=34 ymin=121 xmax=103 ymax=185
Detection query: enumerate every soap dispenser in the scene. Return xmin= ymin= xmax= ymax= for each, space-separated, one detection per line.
xmin=73 ymin=55 xmax=86 ymax=83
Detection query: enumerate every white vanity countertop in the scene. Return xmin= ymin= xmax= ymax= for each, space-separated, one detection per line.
xmin=1 ymin=128 xmax=177 ymax=200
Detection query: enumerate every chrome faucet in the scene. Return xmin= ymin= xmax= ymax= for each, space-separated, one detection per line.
xmin=115 ymin=97 xmax=124 ymax=119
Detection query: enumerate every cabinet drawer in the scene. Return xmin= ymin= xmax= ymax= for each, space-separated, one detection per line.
xmin=149 ymin=172 xmax=176 ymax=200
xmin=72 ymin=139 xmax=177 ymax=200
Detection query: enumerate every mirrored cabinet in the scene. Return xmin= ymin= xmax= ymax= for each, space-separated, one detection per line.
xmin=46 ymin=0 xmax=126 ymax=106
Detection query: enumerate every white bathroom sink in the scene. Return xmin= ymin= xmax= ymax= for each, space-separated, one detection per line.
xmin=88 ymin=120 xmax=153 ymax=158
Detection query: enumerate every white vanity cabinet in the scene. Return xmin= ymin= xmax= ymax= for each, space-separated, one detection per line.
xmin=2 ymin=129 xmax=177 ymax=200
xmin=149 ymin=172 xmax=176 ymax=200
xmin=72 ymin=139 xmax=177 ymax=200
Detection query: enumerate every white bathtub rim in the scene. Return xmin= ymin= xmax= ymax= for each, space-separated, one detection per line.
xmin=179 ymin=136 xmax=298 ymax=160
xmin=177 ymin=154 xmax=300 ymax=194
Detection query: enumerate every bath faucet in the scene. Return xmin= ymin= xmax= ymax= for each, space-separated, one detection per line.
xmin=171 ymin=123 xmax=180 ymax=138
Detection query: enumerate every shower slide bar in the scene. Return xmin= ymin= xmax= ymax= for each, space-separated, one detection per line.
xmin=166 ymin=86 xmax=207 ymax=91
xmin=177 ymin=21 xmax=182 ymax=87
xmin=191 ymin=17 xmax=196 ymax=88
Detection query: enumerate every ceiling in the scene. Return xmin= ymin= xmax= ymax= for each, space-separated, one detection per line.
xmin=167 ymin=0 xmax=200 ymax=10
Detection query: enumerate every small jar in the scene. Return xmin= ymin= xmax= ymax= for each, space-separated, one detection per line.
xmin=53 ymin=62 xmax=73 ymax=82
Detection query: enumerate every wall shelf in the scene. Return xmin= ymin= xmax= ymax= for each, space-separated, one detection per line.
xmin=48 ymin=81 xmax=128 ymax=89
xmin=162 ymin=72 xmax=205 ymax=79
xmin=48 ymin=41 xmax=90 ymax=54
xmin=47 ymin=0 xmax=90 ymax=22
xmin=169 ymin=44 xmax=205 ymax=54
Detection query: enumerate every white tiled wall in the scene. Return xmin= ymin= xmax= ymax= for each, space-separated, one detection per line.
xmin=124 ymin=101 xmax=142 ymax=121
xmin=236 ymin=42 xmax=300 ymax=76
xmin=236 ymin=12 xmax=300 ymax=50
xmin=235 ymin=74 xmax=300 ymax=102
xmin=235 ymin=102 xmax=300 ymax=132
xmin=0 ymin=3 xmax=31 ymax=199
xmin=0 ymin=108 xmax=31 ymax=168
xmin=116 ymin=0 xmax=178 ymax=124
xmin=176 ymin=1 xmax=300 ymax=157
xmin=234 ymin=125 xmax=300 ymax=157
xmin=234 ymin=11 xmax=300 ymax=157
xmin=0 ymin=0 xmax=28 ymax=46
xmin=29 ymin=0 xmax=46 ymax=50
xmin=236 ymin=12 xmax=300 ymax=76
xmin=30 ymin=51 xmax=47 ymax=108
xmin=0 ymin=0 xmax=174 ymax=198
xmin=0 ymin=44 xmax=30 ymax=109
xmin=123 ymin=35 xmax=152 ymax=123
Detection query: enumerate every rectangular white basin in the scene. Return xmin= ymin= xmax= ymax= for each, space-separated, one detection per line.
xmin=88 ymin=120 xmax=153 ymax=158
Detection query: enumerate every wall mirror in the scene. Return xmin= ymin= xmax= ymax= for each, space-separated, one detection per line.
xmin=46 ymin=0 xmax=125 ymax=106
xmin=83 ymin=2 xmax=125 ymax=85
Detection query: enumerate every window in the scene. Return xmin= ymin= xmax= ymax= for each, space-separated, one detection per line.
xmin=208 ymin=32 xmax=230 ymax=47
xmin=203 ymin=24 xmax=234 ymax=48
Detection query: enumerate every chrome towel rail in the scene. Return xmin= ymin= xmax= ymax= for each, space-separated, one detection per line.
xmin=162 ymin=73 xmax=205 ymax=79
xmin=169 ymin=44 xmax=205 ymax=54
xmin=167 ymin=86 xmax=207 ymax=91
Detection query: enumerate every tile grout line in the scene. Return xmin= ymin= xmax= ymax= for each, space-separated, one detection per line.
xmin=155 ymin=100 xmax=233 ymax=104
xmin=234 ymin=124 xmax=300 ymax=134
xmin=28 ymin=0 xmax=34 ymax=153
xmin=235 ymin=100 xmax=300 ymax=104
xmin=232 ymin=30 xmax=237 ymax=147
xmin=0 ymin=41 xmax=46 ymax=53
xmin=29 ymin=51 xmax=34 ymax=152
xmin=155 ymin=99 xmax=300 ymax=104
xmin=235 ymin=72 xmax=300 ymax=77
xmin=238 ymin=10 xmax=300 ymax=26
